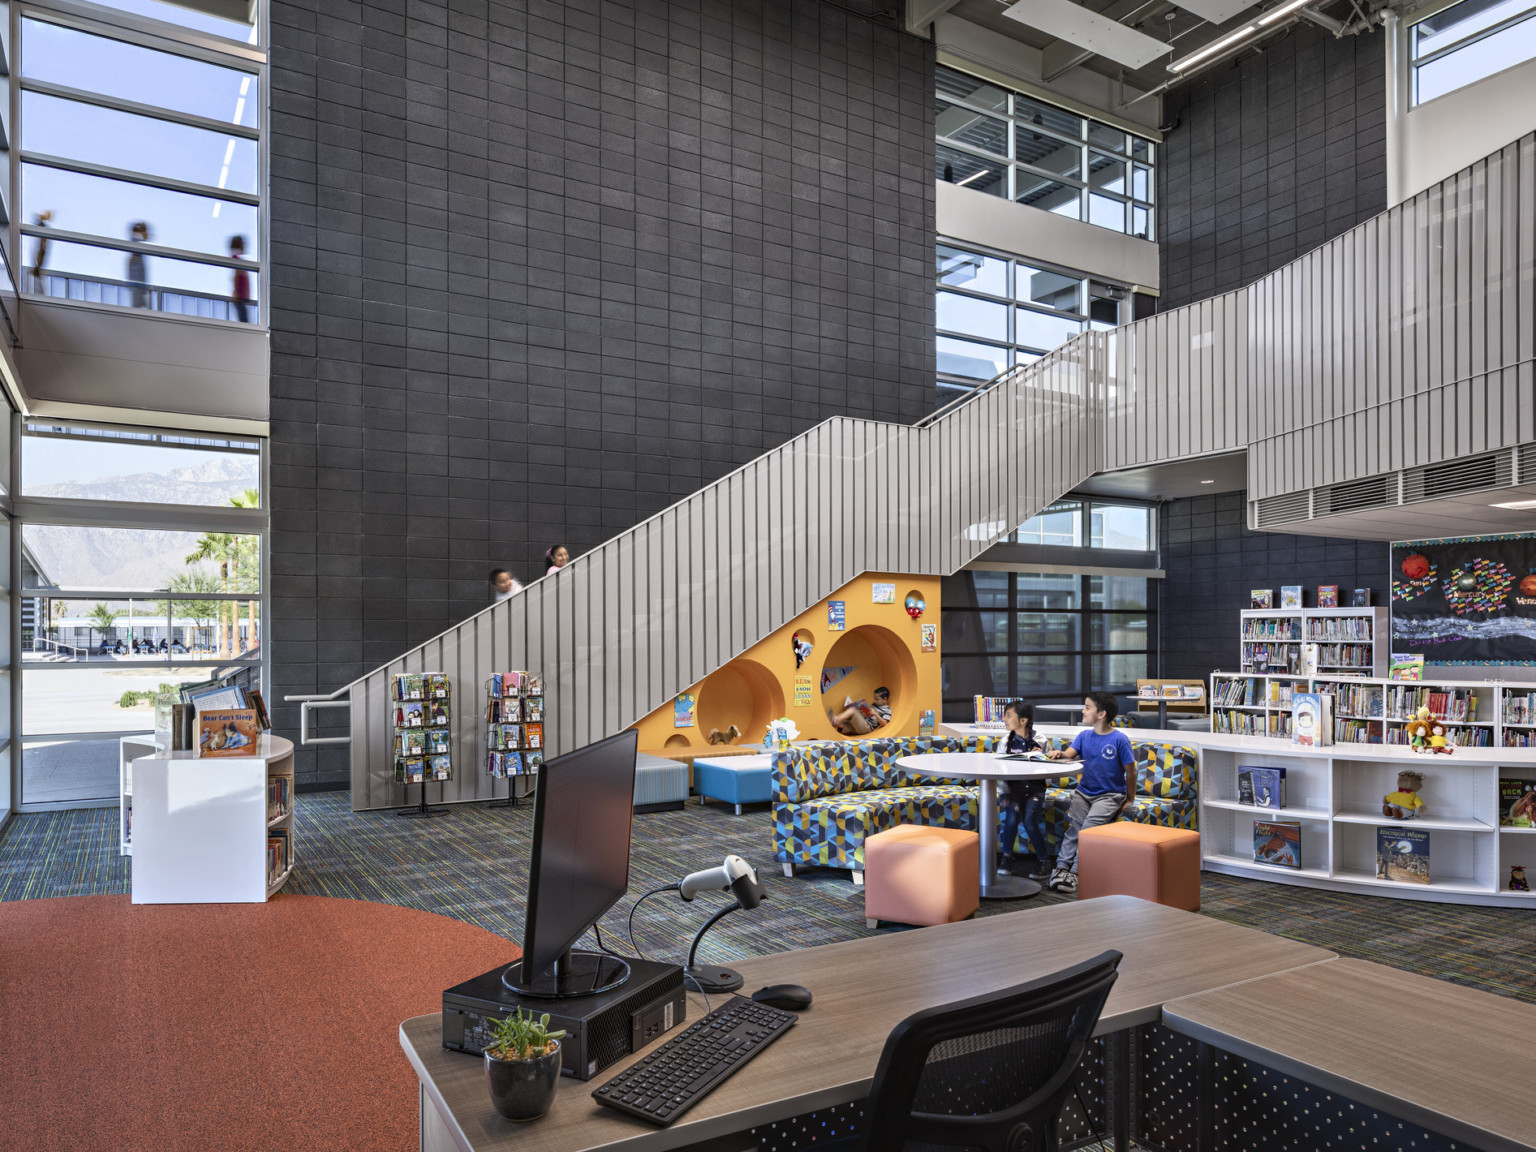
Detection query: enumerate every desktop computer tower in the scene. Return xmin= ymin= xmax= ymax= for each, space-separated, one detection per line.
xmin=442 ymin=958 xmax=687 ymax=1081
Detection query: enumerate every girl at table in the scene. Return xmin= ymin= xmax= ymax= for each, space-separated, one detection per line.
xmin=997 ymin=700 xmax=1053 ymax=882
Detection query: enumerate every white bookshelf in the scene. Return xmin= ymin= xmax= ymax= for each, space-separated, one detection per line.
xmin=1196 ymin=734 xmax=1536 ymax=907
xmin=1238 ymin=606 xmax=1387 ymax=677
xmin=118 ymin=733 xmax=162 ymax=857
xmin=130 ymin=734 xmax=296 ymax=904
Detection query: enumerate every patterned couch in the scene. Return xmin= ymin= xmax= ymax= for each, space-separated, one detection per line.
xmin=772 ymin=734 xmax=1198 ymax=882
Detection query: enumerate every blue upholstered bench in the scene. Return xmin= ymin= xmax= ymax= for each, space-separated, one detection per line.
xmin=693 ymin=754 xmax=774 ymax=814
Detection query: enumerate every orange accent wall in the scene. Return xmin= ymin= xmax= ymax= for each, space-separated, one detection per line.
xmin=630 ymin=573 xmax=941 ymax=750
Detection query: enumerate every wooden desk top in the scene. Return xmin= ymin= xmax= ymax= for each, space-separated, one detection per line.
xmin=1163 ymin=958 xmax=1536 ymax=1152
xmin=400 ymin=896 xmax=1333 ymax=1152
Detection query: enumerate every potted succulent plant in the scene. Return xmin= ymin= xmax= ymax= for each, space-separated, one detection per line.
xmin=484 ymin=1007 xmax=566 ymax=1122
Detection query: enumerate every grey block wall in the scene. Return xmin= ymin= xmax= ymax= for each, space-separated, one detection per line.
xmin=267 ymin=0 xmax=937 ymax=787
xmin=1158 ymin=491 xmax=1390 ymax=680
xmin=1157 ymin=22 xmax=1386 ymax=310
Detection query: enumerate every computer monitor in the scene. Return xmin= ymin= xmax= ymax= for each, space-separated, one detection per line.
xmin=503 ymin=729 xmax=639 ymax=999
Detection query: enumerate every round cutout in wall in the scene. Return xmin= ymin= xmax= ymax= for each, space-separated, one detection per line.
xmin=819 ymin=624 xmax=918 ymax=734
xmin=792 ymin=628 xmax=814 ymax=668
xmin=903 ymin=590 xmax=926 ymax=618
xmin=696 ymin=658 xmax=785 ymax=747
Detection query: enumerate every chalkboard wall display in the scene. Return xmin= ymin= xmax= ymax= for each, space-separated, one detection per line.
xmin=1391 ymin=534 xmax=1536 ymax=664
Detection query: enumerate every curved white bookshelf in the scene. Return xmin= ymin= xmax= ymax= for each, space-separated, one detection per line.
xmin=1195 ymin=732 xmax=1536 ymax=908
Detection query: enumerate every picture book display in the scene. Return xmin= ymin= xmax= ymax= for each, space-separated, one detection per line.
xmin=196 ymin=708 xmax=261 ymax=757
xmin=486 ymin=671 xmax=545 ymax=780
xmin=1252 ymin=820 xmax=1301 ymax=869
xmin=1500 ymin=779 xmax=1536 ymax=827
xmin=1317 ymin=585 xmax=1339 ymax=608
xmin=394 ymin=673 xmax=451 ymax=785
xmin=1250 ymin=589 xmax=1273 ymax=609
xmin=1376 ymin=826 xmax=1430 ymax=884
xmin=1350 ymin=588 xmax=1372 ymax=607
xmin=1291 ymin=692 xmax=1333 ymax=746
xmin=1281 ymin=586 xmax=1303 ymax=609
xmin=1237 ymin=766 xmax=1287 ymax=808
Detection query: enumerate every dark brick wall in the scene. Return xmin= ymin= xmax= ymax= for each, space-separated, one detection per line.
xmin=1157 ymin=21 xmax=1386 ymax=310
xmin=1159 ymin=491 xmax=1390 ymax=680
xmin=267 ymin=0 xmax=936 ymax=786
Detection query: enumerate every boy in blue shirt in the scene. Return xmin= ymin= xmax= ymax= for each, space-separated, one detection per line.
xmin=1044 ymin=692 xmax=1137 ymax=894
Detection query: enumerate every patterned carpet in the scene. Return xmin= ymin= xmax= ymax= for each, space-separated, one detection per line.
xmin=5 ymin=794 xmax=1536 ymax=1003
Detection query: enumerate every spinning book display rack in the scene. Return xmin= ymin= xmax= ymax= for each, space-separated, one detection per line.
xmin=485 ymin=671 xmax=546 ymax=808
xmin=393 ymin=673 xmax=452 ymax=818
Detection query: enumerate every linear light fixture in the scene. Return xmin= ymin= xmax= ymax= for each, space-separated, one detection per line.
xmin=1491 ymin=499 xmax=1536 ymax=510
xmin=1167 ymin=0 xmax=1318 ymax=72
xmin=955 ymin=168 xmax=990 ymax=187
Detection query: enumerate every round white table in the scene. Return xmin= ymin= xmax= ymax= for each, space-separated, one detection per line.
xmin=895 ymin=752 xmax=1079 ymax=899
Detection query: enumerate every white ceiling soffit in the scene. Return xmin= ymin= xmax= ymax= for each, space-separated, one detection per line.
xmin=1170 ymin=0 xmax=1259 ymax=24
xmin=1002 ymin=0 xmax=1174 ymax=69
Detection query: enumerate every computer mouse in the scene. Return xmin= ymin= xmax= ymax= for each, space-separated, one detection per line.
xmin=751 ymin=983 xmax=812 ymax=1011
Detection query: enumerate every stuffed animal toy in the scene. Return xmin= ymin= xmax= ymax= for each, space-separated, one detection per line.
xmin=1403 ymin=706 xmax=1436 ymax=754
xmin=1383 ymin=769 xmax=1427 ymax=819
xmin=1426 ymin=722 xmax=1454 ymax=753
xmin=1510 ymin=865 xmax=1529 ymax=892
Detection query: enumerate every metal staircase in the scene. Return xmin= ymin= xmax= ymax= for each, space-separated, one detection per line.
xmin=299 ymin=132 xmax=1534 ymax=811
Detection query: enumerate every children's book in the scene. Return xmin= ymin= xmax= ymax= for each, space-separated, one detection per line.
xmin=396 ymin=729 xmax=426 ymax=757
xmin=1377 ymin=826 xmax=1430 ymax=884
xmin=425 ymin=728 xmax=451 ymax=755
xmin=1317 ymin=585 xmax=1339 ymax=608
xmin=524 ymin=673 xmax=543 ymax=695
xmin=1280 ymin=585 xmax=1303 ymax=609
xmin=395 ymin=756 xmax=425 ymax=784
xmin=197 ymin=707 xmax=262 ymax=757
xmin=429 ymin=754 xmax=452 ymax=781
xmin=426 ymin=700 xmax=451 ymax=726
xmin=1250 ymin=589 xmax=1273 ymax=609
xmin=1252 ymin=820 xmax=1301 ymax=869
xmin=525 ymin=722 xmax=543 ymax=749
xmin=1389 ymin=655 xmax=1425 ymax=682
xmin=398 ymin=701 xmax=424 ymax=728
xmin=428 ymin=673 xmax=450 ymax=699
xmin=497 ymin=698 xmax=522 ymax=723
xmin=918 ymin=709 xmax=935 ymax=735
xmin=524 ymin=696 xmax=544 ymax=722
xmin=1137 ymin=684 xmax=1158 ymax=699
xmin=1161 ymin=683 xmax=1182 ymax=698
xmin=248 ymin=689 xmax=272 ymax=731
xmin=1291 ymin=693 xmax=1332 ymax=746
xmin=1499 ymin=779 xmax=1536 ymax=827
xmin=396 ymin=673 xmax=425 ymax=701
xmin=503 ymin=751 xmax=524 ymax=777
xmin=525 ymin=751 xmax=544 ymax=772
xmin=1238 ymin=766 xmax=1286 ymax=808
xmin=1349 ymin=588 xmax=1371 ymax=607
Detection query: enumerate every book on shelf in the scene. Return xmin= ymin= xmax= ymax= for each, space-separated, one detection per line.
xmin=1504 ymin=691 xmax=1536 ymax=725
xmin=428 ymin=673 xmax=450 ymax=699
xmin=1250 ymin=589 xmax=1273 ymax=609
xmin=1317 ymin=584 xmax=1339 ymax=608
xmin=395 ymin=674 xmax=426 ymax=701
xmin=524 ymin=722 xmax=543 ymax=748
xmin=1499 ymin=779 xmax=1536 ymax=827
xmin=425 ymin=728 xmax=450 ymax=754
xmin=395 ymin=729 xmax=426 ymax=757
xmin=426 ymin=700 xmax=451 ymax=726
xmin=428 ymin=754 xmax=452 ymax=782
xmin=196 ymin=708 xmax=261 ymax=757
xmin=1388 ymin=654 xmax=1425 ymax=681
xmin=395 ymin=756 xmax=426 ymax=784
xmin=266 ymin=828 xmax=291 ymax=882
xmin=973 ymin=696 xmax=1012 ymax=726
xmin=1280 ymin=585 xmax=1302 ymax=608
xmin=1376 ymin=827 xmax=1430 ymax=884
xmin=248 ymin=689 xmax=272 ymax=731
xmin=396 ymin=701 xmax=424 ymax=728
xmin=1385 ymin=686 xmax=1476 ymax=722
xmin=1238 ymin=766 xmax=1286 ymax=807
xmin=1214 ymin=709 xmax=1265 ymax=736
xmin=524 ymin=696 xmax=544 ymax=722
xmin=1291 ymin=692 xmax=1333 ymax=747
xmin=525 ymin=750 xmax=545 ymax=772
xmin=1299 ymin=643 xmax=1319 ymax=676
xmin=183 ymin=682 xmax=247 ymax=711
xmin=1334 ymin=718 xmax=1384 ymax=743
xmin=1252 ymin=820 xmax=1302 ymax=869
xmin=266 ymin=776 xmax=292 ymax=821
xmin=1350 ymin=588 xmax=1371 ymax=607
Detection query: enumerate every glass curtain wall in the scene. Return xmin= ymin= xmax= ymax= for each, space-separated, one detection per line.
xmin=16 ymin=422 xmax=264 ymax=807
xmin=935 ymin=64 xmax=1156 ymax=240
xmin=16 ymin=0 xmax=264 ymax=322
xmin=1411 ymin=0 xmax=1536 ymax=103
xmin=937 ymin=242 xmax=1128 ymax=407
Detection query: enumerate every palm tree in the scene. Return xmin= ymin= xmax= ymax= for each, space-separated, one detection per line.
xmin=156 ymin=571 xmax=220 ymax=649
xmin=186 ymin=532 xmax=235 ymax=656
xmin=185 ymin=487 xmax=261 ymax=657
xmin=88 ymin=602 xmax=122 ymax=645
xmin=230 ymin=487 xmax=260 ymax=654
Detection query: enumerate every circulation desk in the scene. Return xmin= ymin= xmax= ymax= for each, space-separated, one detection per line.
xmin=399 ymin=896 xmax=1333 ymax=1152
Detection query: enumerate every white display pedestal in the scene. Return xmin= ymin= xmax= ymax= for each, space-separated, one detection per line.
xmin=130 ymin=734 xmax=296 ymax=905
xmin=119 ymin=733 xmax=163 ymax=857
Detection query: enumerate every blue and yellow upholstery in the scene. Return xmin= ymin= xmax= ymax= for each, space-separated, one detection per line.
xmin=773 ymin=735 xmax=1199 ymax=874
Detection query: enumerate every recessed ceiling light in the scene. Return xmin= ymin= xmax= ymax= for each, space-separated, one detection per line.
xmin=1491 ymin=499 xmax=1536 ymax=510
xmin=1200 ymin=479 xmax=1215 ymax=484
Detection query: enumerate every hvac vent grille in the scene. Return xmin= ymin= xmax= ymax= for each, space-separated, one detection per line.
xmin=1316 ymin=474 xmax=1394 ymax=516
xmin=1402 ymin=451 xmax=1513 ymax=503
xmin=1254 ymin=491 xmax=1311 ymax=527
xmin=1519 ymin=443 xmax=1536 ymax=482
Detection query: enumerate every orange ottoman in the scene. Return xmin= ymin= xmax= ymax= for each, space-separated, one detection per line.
xmin=1077 ymin=823 xmax=1201 ymax=911
xmin=863 ymin=824 xmax=980 ymax=929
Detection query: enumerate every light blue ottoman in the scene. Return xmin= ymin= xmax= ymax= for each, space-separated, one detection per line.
xmin=633 ymin=752 xmax=689 ymax=813
xmin=693 ymin=754 xmax=774 ymax=814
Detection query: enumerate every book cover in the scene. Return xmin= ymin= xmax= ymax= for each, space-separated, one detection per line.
xmin=427 ymin=673 xmax=450 ymax=699
xmin=918 ymin=709 xmax=935 ymax=735
xmin=525 ymin=722 xmax=543 ymax=748
xmin=1181 ymin=685 xmax=1204 ymax=699
xmin=872 ymin=582 xmax=896 ymax=604
xmin=429 ymin=754 xmax=452 ymax=781
xmin=395 ymin=756 xmax=425 ymax=784
xmin=402 ymin=673 xmax=426 ymax=700
xmin=1500 ymin=779 xmax=1536 ymax=827
xmin=1250 ymin=589 xmax=1273 ymax=609
xmin=425 ymin=728 xmax=451 ymax=754
xmin=503 ymin=751 xmax=524 ymax=776
xmin=1137 ymin=684 xmax=1158 ymax=699
xmin=1350 ymin=588 xmax=1371 ymax=607
xmin=1161 ymin=683 xmax=1182 ymax=698
xmin=397 ymin=701 xmax=424 ymax=728
xmin=186 ymin=683 xmax=246 ymax=711
xmin=499 ymin=698 xmax=521 ymax=723
xmin=1280 ymin=585 xmax=1303 ymax=608
xmin=827 ymin=600 xmax=845 ymax=631
xmin=920 ymin=623 xmax=937 ymax=652
xmin=1253 ymin=820 xmax=1301 ymax=869
xmin=673 ymin=693 xmax=696 ymax=728
xmin=524 ymin=673 xmax=543 ymax=694
xmin=1291 ymin=693 xmax=1332 ymax=746
xmin=196 ymin=708 xmax=261 ymax=757
xmin=1236 ymin=769 xmax=1255 ymax=805
xmin=396 ymin=729 xmax=425 ymax=757
xmin=426 ymin=700 xmax=450 ymax=727
xmin=1299 ymin=643 xmax=1319 ymax=677
xmin=524 ymin=696 xmax=544 ymax=722
xmin=1377 ymin=827 xmax=1430 ymax=884
xmin=1249 ymin=766 xmax=1286 ymax=808
xmin=1317 ymin=584 xmax=1339 ymax=608
xmin=1389 ymin=655 xmax=1425 ymax=682
xmin=524 ymin=751 xmax=544 ymax=772
xmin=247 ymin=689 xmax=272 ymax=731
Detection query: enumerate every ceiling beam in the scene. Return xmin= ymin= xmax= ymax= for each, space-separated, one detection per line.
xmin=907 ymin=0 xmax=965 ymax=32
xmin=1041 ymin=0 xmax=1169 ymax=81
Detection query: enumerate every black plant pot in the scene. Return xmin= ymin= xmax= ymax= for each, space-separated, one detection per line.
xmin=485 ymin=1043 xmax=562 ymax=1122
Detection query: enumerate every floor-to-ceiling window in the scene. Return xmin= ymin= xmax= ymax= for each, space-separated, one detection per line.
xmin=940 ymin=501 xmax=1158 ymax=722
xmin=15 ymin=422 xmax=264 ymax=808
xmin=15 ymin=0 xmax=264 ymax=323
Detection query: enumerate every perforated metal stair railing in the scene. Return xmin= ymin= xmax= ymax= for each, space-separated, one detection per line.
xmin=317 ymin=132 xmax=1534 ymax=810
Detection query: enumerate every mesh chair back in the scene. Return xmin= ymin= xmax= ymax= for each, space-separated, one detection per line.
xmin=859 ymin=950 xmax=1121 ymax=1152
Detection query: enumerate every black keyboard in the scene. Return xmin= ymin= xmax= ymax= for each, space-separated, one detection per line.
xmin=591 ymin=995 xmax=798 ymax=1125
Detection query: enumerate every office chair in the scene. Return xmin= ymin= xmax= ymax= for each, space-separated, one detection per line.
xmin=834 ymin=949 xmax=1122 ymax=1152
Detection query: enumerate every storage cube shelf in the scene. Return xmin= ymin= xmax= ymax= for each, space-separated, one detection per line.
xmin=1237 ymin=608 xmax=1387 ymax=676
xmin=1197 ymin=737 xmax=1536 ymax=907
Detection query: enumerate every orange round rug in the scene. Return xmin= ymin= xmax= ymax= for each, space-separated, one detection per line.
xmin=0 ymin=894 xmax=521 ymax=1151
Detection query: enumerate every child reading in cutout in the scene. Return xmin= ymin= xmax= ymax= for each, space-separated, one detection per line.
xmin=996 ymin=700 xmax=1054 ymax=882
xmin=1044 ymin=692 xmax=1137 ymax=895
xmin=828 ymin=687 xmax=892 ymax=736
